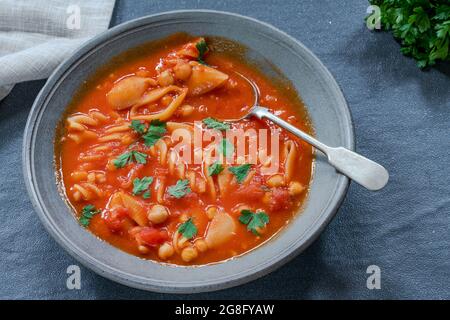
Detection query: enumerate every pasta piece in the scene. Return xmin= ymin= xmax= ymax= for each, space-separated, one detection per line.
xmin=104 ymin=123 xmax=131 ymax=133
xmin=155 ymin=178 xmax=165 ymax=204
xmin=72 ymin=182 xmax=102 ymax=201
xmin=203 ymin=164 xmax=217 ymax=199
xmin=71 ymin=171 xmax=88 ymax=182
xmin=98 ymin=132 xmax=126 ymax=142
xmin=186 ymin=170 xmax=206 ymax=194
xmin=205 ymin=212 xmax=236 ymax=248
xmin=217 ymin=166 xmax=233 ymax=196
xmin=67 ymin=130 xmax=97 ymax=144
xmin=106 ymin=76 xmax=156 ymax=110
xmin=131 ymin=85 xmax=178 ymax=109
xmin=187 ymin=63 xmax=229 ymax=96
xmin=78 ymin=153 xmax=105 ymax=162
xmin=119 ymin=192 xmax=148 ymax=226
xmin=66 ymin=110 xmax=109 ymax=132
xmin=283 ymin=141 xmax=297 ymax=183
xmin=108 ymin=192 xmax=123 ymax=208
xmin=131 ymin=87 xmax=188 ymax=121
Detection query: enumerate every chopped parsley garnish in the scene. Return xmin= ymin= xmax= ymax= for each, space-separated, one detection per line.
xmin=239 ymin=210 xmax=269 ymax=236
xmin=113 ymin=150 xmax=147 ymax=168
xmin=79 ymin=205 xmax=100 ymax=227
xmin=132 ymin=176 xmax=154 ymax=197
xmin=130 ymin=120 xmax=146 ymax=134
xmin=178 ymin=218 xmax=197 ymax=239
xmin=202 ymin=117 xmax=230 ymax=131
xmin=142 ymin=120 xmax=167 ymax=147
xmin=167 ymin=179 xmax=191 ymax=199
xmin=208 ymin=162 xmax=224 ymax=176
xmin=218 ymin=138 xmax=234 ymax=157
xmin=142 ymin=191 xmax=151 ymax=199
xmin=196 ymin=39 xmax=208 ymax=65
xmin=229 ymin=164 xmax=252 ymax=183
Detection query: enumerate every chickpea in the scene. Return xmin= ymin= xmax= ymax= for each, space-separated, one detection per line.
xmin=255 ymin=226 xmax=267 ymax=235
xmin=195 ymin=239 xmax=208 ymax=253
xmin=181 ymin=246 xmax=198 ymax=262
xmin=206 ymin=206 xmax=217 ymax=220
xmin=179 ymin=213 xmax=189 ymax=222
xmin=87 ymin=172 xmax=96 ymax=183
xmin=289 ymin=181 xmax=305 ymax=196
xmin=157 ymin=70 xmax=174 ymax=86
xmin=148 ymin=204 xmax=169 ymax=224
xmin=179 ymin=104 xmax=194 ymax=117
xmin=158 ymin=242 xmax=174 ymax=260
xmin=138 ymin=245 xmax=150 ymax=254
xmin=266 ymin=174 xmax=285 ymax=188
xmin=173 ymin=61 xmax=192 ymax=81
xmin=96 ymin=173 xmax=106 ymax=183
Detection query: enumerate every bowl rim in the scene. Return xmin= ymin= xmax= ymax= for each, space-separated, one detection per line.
xmin=22 ymin=9 xmax=354 ymax=293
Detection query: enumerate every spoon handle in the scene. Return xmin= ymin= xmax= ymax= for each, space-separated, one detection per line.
xmin=251 ymin=106 xmax=389 ymax=191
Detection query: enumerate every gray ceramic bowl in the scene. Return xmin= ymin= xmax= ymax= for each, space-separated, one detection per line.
xmin=23 ymin=10 xmax=353 ymax=293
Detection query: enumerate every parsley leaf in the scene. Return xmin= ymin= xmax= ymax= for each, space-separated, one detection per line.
xmin=142 ymin=191 xmax=151 ymax=199
xmin=132 ymin=176 xmax=154 ymax=197
xmin=208 ymin=162 xmax=224 ymax=176
xmin=229 ymin=164 xmax=252 ymax=183
xmin=167 ymin=179 xmax=191 ymax=199
xmin=113 ymin=150 xmax=147 ymax=168
xmin=218 ymin=138 xmax=234 ymax=157
xmin=239 ymin=210 xmax=269 ymax=236
xmin=367 ymin=1 xmax=450 ymax=68
xmin=79 ymin=204 xmax=100 ymax=227
xmin=202 ymin=117 xmax=230 ymax=131
xmin=133 ymin=151 xmax=148 ymax=164
xmin=196 ymin=39 xmax=208 ymax=65
xmin=130 ymin=120 xmax=146 ymax=134
xmin=178 ymin=218 xmax=198 ymax=239
xmin=142 ymin=120 xmax=166 ymax=147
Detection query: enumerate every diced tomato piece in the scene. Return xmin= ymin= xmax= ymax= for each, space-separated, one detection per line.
xmin=269 ymin=188 xmax=291 ymax=212
xmin=138 ymin=227 xmax=169 ymax=247
xmin=103 ymin=207 xmax=130 ymax=233
xmin=235 ymin=183 xmax=265 ymax=201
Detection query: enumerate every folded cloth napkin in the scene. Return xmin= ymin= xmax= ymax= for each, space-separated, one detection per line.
xmin=0 ymin=0 xmax=116 ymax=100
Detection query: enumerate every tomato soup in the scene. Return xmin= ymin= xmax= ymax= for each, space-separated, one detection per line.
xmin=56 ymin=34 xmax=314 ymax=265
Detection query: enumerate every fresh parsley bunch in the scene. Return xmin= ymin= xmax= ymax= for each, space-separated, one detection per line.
xmin=368 ymin=0 xmax=450 ymax=68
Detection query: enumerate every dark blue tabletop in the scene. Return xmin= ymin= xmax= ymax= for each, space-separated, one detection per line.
xmin=1 ymin=0 xmax=449 ymax=299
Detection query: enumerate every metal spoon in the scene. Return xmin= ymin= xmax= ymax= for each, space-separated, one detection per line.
xmin=229 ymin=73 xmax=389 ymax=191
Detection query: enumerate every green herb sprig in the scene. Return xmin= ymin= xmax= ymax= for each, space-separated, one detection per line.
xmin=367 ymin=0 xmax=450 ymax=68
xmin=239 ymin=210 xmax=269 ymax=236
xmin=196 ymin=39 xmax=208 ymax=65
xmin=229 ymin=164 xmax=252 ymax=183
xmin=167 ymin=179 xmax=191 ymax=199
xmin=113 ymin=150 xmax=147 ymax=168
xmin=132 ymin=176 xmax=154 ymax=199
xmin=178 ymin=218 xmax=198 ymax=239
xmin=79 ymin=205 xmax=100 ymax=227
